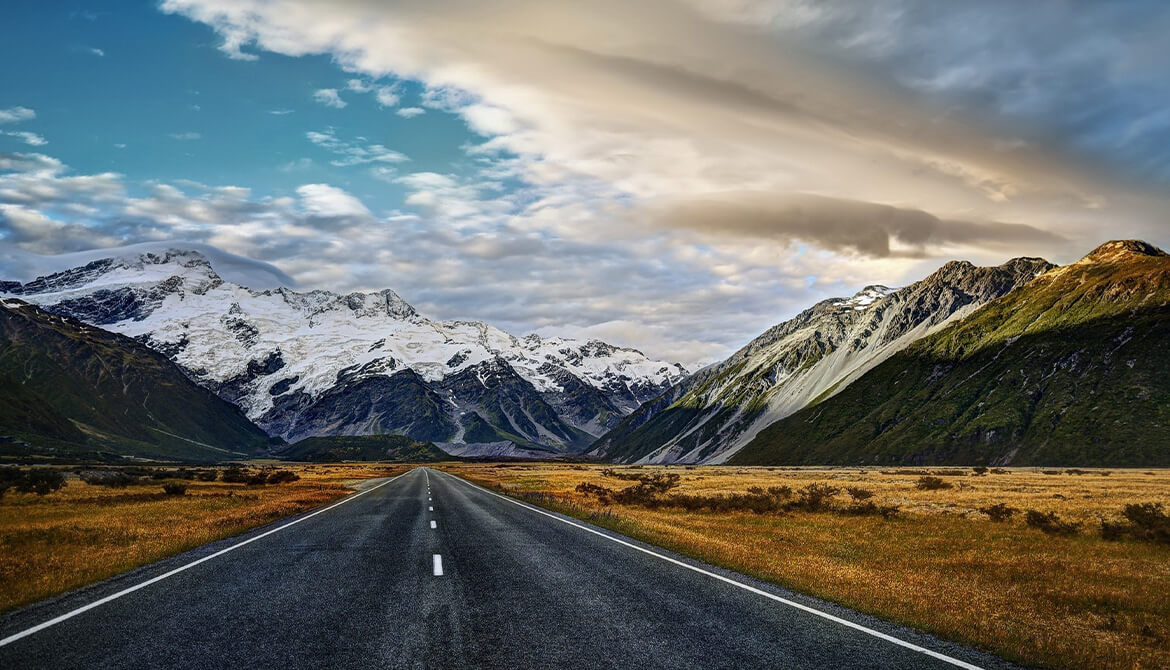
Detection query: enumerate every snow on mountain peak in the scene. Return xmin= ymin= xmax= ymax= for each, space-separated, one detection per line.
xmin=831 ymin=285 xmax=897 ymax=311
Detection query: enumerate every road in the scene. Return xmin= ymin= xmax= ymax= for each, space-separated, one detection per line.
xmin=0 ymin=468 xmax=1017 ymax=669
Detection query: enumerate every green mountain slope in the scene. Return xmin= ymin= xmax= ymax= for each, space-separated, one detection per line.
xmin=0 ymin=299 xmax=270 ymax=461
xmin=281 ymin=434 xmax=450 ymax=462
xmin=731 ymin=241 xmax=1170 ymax=467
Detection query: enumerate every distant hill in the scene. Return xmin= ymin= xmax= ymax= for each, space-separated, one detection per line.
xmin=590 ymin=255 xmax=1053 ymax=464
xmin=0 ymin=299 xmax=270 ymax=461
xmin=281 ymin=434 xmax=451 ymax=462
xmin=731 ymin=241 xmax=1170 ymax=467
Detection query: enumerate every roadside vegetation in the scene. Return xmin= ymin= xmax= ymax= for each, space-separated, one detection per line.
xmin=442 ymin=463 xmax=1170 ymax=670
xmin=0 ymin=463 xmax=405 ymax=613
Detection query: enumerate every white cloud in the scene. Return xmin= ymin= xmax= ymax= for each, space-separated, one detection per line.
xmin=269 ymin=109 xmax=294 ymax=115
xmin=312 ymin=88 xmax=346 ymax=108
xmin=296 ymin=183 xmax=372 ymax=218
xmin=0 ymin=107 xmax=35 ymax=125
xmin=374 ymin=87 xmax=400 ymax=107
xmin=87 ymin=47 xmax=105 ymax=57
xmin=169 ymin=131 xmax=201 ymax=140
xmin=346 ymin=79 xmax=372 ymax=93
xmin=2 ymin=131 xmax=47 ymax=147
xmin=396 ymin=107 xmax=425 ymax=118
xmin=306 ymin=129 xmax=408 ymax=166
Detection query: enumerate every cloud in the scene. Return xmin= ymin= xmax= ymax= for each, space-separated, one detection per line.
xmin=396 ymin=107 xmax=425 ymax=118
xmin=0 ymin=107 xmax=35 ymax=125
xmin=306 ymin=129 xmax=408 ymax=166
xmin=651 ymin=193 xmax=1064 ymax=258
xmin=87 ymin=47 xmax=105 ymax=57
xmin=374 ymin=87 xmax=400 ymax=107
xmin=269 ymin=109 xmax=294 ymax=115
xmin=168 ymin=131 xmax=201 ymax=140
xmin=296 ymin=183 xmax=372 ymax=218
xmin=312 ymin=88 xmax=346 ymax=108
xmin=2 ymin=131 xmax=47 ymax=147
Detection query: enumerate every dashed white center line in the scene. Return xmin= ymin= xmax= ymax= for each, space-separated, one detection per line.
xmin=429 ymin=506 xmax=433 ymax=511
xmin=430 ymin=520 xmax=437 ymax=529
xmin=432 ymin=554 xmax=444 ymax=576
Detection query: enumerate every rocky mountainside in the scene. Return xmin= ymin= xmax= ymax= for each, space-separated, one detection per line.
xmin=0 ymin=298 xmax=270 ymax=461
xmin=590 ymin=255 xmax=1054 ymax=464
xmin=731 ymin=241 xmax=1170 ymax=467
xmin=2 ymin=248 xmax=686 ymax=457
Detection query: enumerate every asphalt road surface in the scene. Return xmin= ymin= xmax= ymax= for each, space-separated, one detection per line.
xmin=0 ymin=468 xmax=1019 ymax=669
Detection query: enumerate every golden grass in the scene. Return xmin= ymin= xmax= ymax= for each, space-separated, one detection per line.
xmin=0 ymin=464 xmax=405 ymax=613
xmin=440 ymin=463 xmax=1170 ymax=670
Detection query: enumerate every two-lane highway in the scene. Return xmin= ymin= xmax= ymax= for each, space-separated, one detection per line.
xmin=0 ymin=468 xmax=1016 ymax=669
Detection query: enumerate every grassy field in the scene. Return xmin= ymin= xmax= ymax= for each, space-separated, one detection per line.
xmin=0 ymin=463 xmax=405 ymax=613
xmin=440 ymin=463 xmax=1170 ymax=670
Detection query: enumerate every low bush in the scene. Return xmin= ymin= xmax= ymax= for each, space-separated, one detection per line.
xmin=794 ymin=483 xmax=840 ymax=511
xmin=979 ymin=503 xmax=1019 ymax=522
xmin=0 ymin=468 xmax=66 ymax=497
xmin=221 ymin=467 xmax=250 ymax=484
xmin=916 ymin=476 xmax=951 ymax=491
xmin=843 ymin=501 xmax=900 ymax=519
xmin=1025 ymin=510 xmax=1080 ymax=536
xmin=79 ymin=470 xmax=139 ymax=488
xmin=267 ymin=470 xmax=300 ymax=485
xmin=246 ymin=472 xmax=270 ymax=486
xmin=1108 ymin=503 xmax=1170 ymax=544
xmin=162 ymin=482 xmax=188 ymax=496
xmin=972 ymin=467 xmax=988 ymax=476
xmin=845 ymin=486 xmax=874 ymax=501
xmin=195 ymin=470 xmax=219 ymax=482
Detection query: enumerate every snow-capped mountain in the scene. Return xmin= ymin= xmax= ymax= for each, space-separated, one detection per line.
xmin=589 ymin=256 xmax=1055 ymax=464
xmin=2 ymin=248 xmax=688 ymax=456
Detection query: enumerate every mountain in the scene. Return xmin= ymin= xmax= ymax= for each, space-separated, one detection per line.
xmin=281 ymin=434 xmax=450 ymax=462
xmin=590 ymin=255 xmax=1055 ymax=464
xmin=2 ymin=248 xmax=687 ymax=457
xmin=730 ymin=241 xmax=1170 ymax=467
xmin=0 ymin=298 xmax=270 ymax=461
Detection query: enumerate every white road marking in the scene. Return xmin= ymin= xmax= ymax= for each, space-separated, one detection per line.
xmin=430 ymin=520 xmax=437 ymax=529
xmin=0 ymin=471 xmax=410 ymax=649
xmin=432 ymin=554 xmax=444 ymax=576
xmin=429 ymin=506 xmax=433 ymax=511
xmin=439 ymin=471 xmax=984 ymax=670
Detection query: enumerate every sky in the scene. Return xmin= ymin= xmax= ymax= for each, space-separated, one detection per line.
xmin=1 ymin=1 xmax=1168 ymax=365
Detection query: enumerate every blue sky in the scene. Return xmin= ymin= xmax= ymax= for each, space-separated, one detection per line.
xmin=1 ymin=1 xmax=1168 ymax=364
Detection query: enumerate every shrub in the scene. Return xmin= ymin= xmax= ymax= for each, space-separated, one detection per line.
xmin=972 ymin=467 xmax=988 ymax=475
xmin=1121 ymin=503 xmax=1170 ymax=544
xmin=844 ymin=501 xmax=900 ymax=519
xmin=916 ymin=476 xmax=951 ymax=491
xmin=1024 ymin=510 xmax=1080 ymax=536
xmin=979 ymin=503 xmax=1019 ymax=522
xmin=162 ymin=482 xmax=188 ymax=496
xmin=1100 ymin=519 xmax=1128 ymax=541
xmin=221 ymin=467 xmax=250 ymax=484
xmin=267 ymin=470 xmax=301 ymax=485
xmin=795 ymin=483 xmax=840 ymax=511
xmin=845 ymin=487 xmax=874 ymax=501
xmin=79 ymin=470 xmax=139 ymax=488
xmin=246 ymin=472 xmax=270 ymax=486
xmin=0 ymin=468 xmax=66 ymax=496
xmin=990 ymin=468 xmax=1009 ymax=474
xmin=195 ymin=469 xmax=219 ymax=482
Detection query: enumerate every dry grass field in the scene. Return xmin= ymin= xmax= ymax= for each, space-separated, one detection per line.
xmin=0 ymin=463 xmax=405 ymax=613
xmin=441 ymin=463 xmax=1170 ymax=670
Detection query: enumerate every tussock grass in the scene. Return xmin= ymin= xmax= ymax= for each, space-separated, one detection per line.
xmin=443 ymin=463 xmax=1170 ymax=670
xmin=0 ymin=463 xmax=406 ymax=613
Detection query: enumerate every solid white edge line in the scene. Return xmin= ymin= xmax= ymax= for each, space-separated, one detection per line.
xmin=432 ymin=554 xmax=444 ymax=576
xmin=0 ymin=470 xmax=412 ymax=648
xmin=439 ymin=470 xmax=984 ymax=670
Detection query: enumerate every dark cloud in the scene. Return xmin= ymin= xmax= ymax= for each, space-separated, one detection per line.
xmin=652 ymin=193 xmax=1063 ymax=258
